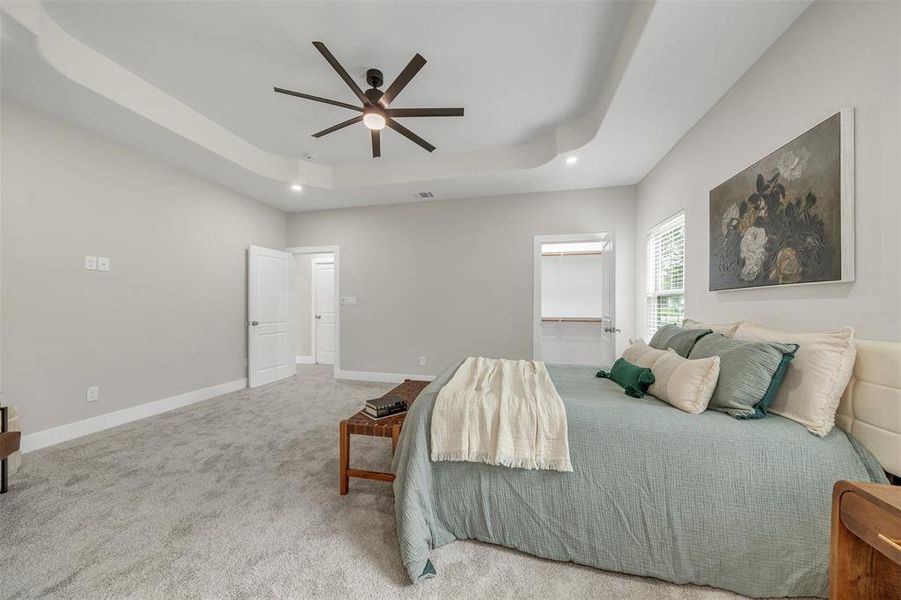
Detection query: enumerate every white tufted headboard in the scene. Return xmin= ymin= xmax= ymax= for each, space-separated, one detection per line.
xmin=835 ymin=339 xmax=901 ymax=477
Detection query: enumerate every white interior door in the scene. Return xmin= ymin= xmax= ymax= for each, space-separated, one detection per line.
xmin=314 ymin=263 xmax=335 ymax=365
xmin=248 ymin=245 xmax=296 ymax=388
xmin=599 ymin=250 xmax=617 ymax=366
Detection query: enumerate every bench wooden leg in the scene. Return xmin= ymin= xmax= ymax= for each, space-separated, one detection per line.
xmin=339 ymin=420 xmax=349 ymax=495
xmin=1 ymin=407 xmax=8 ymax=494
xmin=391 ymin=424 xmax=401 ymax=454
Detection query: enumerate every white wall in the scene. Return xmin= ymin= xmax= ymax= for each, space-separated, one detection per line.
xmin=636 ymin=1 xmax=901 ymax=341
xmin=541 ymin=253 xmax=605 ymax=318
xmin=1 ymin=101 xmax=287 ymax=434
xmin=287 ymin=187 xmax=636 ymax=376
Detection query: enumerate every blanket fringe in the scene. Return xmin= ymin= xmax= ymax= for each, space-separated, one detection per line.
xmin=431 ymin=451 xmax=573 ymax=473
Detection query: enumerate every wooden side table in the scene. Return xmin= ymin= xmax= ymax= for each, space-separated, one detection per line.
xmin=830 ymin=480 xmax=901 ymax=599
xmin=339 ymin=379 xmax=430 ymax=495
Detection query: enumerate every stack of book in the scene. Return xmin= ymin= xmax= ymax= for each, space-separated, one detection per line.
xmin=364 ymin=395 xmax=408 ymax=419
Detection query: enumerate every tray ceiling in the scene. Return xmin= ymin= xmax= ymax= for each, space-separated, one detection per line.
xmin=1 ymin=1 xmax=811 ymax=210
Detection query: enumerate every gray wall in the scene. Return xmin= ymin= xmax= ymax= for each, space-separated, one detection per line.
xmin=287 ymin=187 xmax=637 ymax=376
xmin=1 ymin=101 xmax=287 ymax=433
xmin=636 ymin=0 xmax=901 ymax=340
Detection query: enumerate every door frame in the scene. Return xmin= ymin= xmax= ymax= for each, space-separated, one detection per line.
xmin=287 ymin=245 xmax=340 ymax=376
xmin=532 ymin=232 xmax=616 ymax=361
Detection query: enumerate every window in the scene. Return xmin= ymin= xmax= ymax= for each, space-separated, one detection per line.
xmin=647 ymin=212 xmax=685 ymax=338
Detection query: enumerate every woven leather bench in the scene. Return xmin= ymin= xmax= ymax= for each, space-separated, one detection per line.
xmin=1 ymin=406 xmax=22 ymax=494
xmin=339 ymin=378 xmax=430 ymax=495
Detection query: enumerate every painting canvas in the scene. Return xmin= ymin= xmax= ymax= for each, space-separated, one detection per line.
xmin=709 ymin=110 xmax=854 ymax=291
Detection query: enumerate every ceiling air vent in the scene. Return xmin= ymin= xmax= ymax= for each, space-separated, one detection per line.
xmin=415 ymin=192 xmax=435 ymax=199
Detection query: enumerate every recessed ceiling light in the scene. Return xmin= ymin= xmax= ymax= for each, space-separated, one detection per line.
xmin=291 ymin=183 xmax=303 ymax=192
xmin=565 ymin=156 xmax=579 ymax=165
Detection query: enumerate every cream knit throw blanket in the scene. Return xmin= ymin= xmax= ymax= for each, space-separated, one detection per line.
xmin=430 ymin=357 xmax=572 ymax=472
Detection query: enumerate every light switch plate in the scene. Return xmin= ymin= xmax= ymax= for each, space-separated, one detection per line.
xmin=84 ymin=255 xmax=98 ymax=270
xmin=340 ymin=296 xmax=357 ymax=306
xmin=86 ymin=386 xmax=100 ymax=402
xmin=97 ymin=256 xmax=110 ymax=271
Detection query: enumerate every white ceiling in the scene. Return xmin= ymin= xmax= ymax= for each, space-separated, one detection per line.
xmin=41 ymin=1 xmax=631 ymax=165
xmin=0 ymin=1 xmax=811 ymax=211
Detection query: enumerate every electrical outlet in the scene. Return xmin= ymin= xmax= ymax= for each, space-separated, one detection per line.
xmin=84 ymin=255 xmax=98 ymax=270
xmin=419 ymin=356 xmax=426 ymax=366
xmin=97 ymin=256 xmax=110 ymax=271
xmin=86 ymin=386 xmax=100 ymax=403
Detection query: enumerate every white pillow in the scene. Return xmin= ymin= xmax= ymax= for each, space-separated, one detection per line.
xmin=683 ymin=318 xmax=743 ymax=337
xmin=622 ymin=340 xmax=668 ymax=368
xmin=648 ymin=350 xmax=720 ymax=414
xmin=733 ymin=323 xmax=856 ymax=436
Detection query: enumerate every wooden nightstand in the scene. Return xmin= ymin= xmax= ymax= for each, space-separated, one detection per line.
xmin=830 ymin=481 xmax=901 ymax=599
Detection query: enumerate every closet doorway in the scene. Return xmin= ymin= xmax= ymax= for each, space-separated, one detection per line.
xmin=533 ymin=233 xmax=616 ymax=366
xmin=287 ymin=245 xmax=340 ymax=373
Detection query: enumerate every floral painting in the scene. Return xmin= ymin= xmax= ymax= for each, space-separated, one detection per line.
xmin=709 ymin=111 xmax=853 ymax=291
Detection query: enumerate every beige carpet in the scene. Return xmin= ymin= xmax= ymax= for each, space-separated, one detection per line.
xmin=1 ymin=365 xmax=750 ymax=599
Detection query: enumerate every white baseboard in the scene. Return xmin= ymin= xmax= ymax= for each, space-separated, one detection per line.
xmin=295 ymin=355 xmax=315 ymax=364
xmin=20 ymin=378 xmax=247 ymax=454
xmin=334 ymin=369 xmax=435 ymax=384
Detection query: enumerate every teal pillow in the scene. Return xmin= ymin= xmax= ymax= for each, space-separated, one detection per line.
xmin=648 ymin=324 xmax=713 ymax=357
xmin=596 ymin=358 xmax=655 ymax=398
xmin=689 ymin=334 xmax=798 ymax=419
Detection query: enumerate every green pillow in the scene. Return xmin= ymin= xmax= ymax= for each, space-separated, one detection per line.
xmin=689 ymin=334 xmax=798 ymax=419
xmin=596 ymin=358 xmax=655 ymax=398
xmin=648 ymin=324 xmax=712 ymax=357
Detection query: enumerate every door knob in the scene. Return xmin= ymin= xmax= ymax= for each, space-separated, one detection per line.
xmin=250 ymin=320 xmax=259 ymax=326
xmin=315 ymin=315 xmax=321 ymax=319
xmin=603 ymin=327 xmax=622 ymax=333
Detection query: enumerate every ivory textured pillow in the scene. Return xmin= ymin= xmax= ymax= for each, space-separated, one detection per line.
xmin=733 ymin=323 xmax=856 ymax=436
xmin=648 ymin=350 xmax=721 ymax=414
xmin=683 ymin=318 xmax=743 ymax=338
xmin=622 ymin=341 xmax=668 ymax=369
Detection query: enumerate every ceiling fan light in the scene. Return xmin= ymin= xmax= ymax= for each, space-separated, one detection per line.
xmin=363 ymin=112 xmax=386 ymax=130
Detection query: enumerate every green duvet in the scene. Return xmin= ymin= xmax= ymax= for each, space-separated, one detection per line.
xmin=392 ymin=361 xmax=887 ymax=598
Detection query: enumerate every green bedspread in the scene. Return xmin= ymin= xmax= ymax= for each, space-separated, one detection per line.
xmin=392 ymin=361 xmax=887 ymax=598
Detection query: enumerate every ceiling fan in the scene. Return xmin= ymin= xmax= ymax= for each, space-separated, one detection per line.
xmin=274 ymin=41 xmax=464 ymax=158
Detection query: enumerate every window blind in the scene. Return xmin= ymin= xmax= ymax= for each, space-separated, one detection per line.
xmin=647 ymin=212 xmax=685 ymax=338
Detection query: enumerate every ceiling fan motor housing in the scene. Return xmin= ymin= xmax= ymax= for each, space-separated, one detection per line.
xmin=364 ymin=88 xmax=383 ymax=105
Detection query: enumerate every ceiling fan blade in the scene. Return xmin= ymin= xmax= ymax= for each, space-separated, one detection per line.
xmin=371 ymin=129 xmax=381 ymax=158
xmin=386 ymin=118 xmax=435 ymax=152
xmin=387 ymin=107 xmax=464 ymax=118
xmin=379 ymin=54 xmax=427 ymax=108
xmin=273 ymin=87 xmax=362 ymax=112
xmin=312 ymin=41 xmax=370 ymax=106
xmin=312 ymin=115 xmax=363 ymax=138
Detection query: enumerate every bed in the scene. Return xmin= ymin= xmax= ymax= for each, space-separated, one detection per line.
xmin=391 ymin=339 xmax=900 ymax=598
